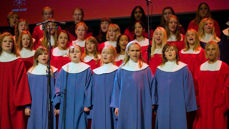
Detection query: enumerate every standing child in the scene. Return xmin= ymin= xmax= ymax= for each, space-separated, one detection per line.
xmin=14 ymin=19 xmax=29 ymax=43
xmin=17 ymin=31 xmax=34 ymax=70
xmin=148 ymin=27 xmax=167 ymax=74
xmin=193 ymin=42 xmax=229 ymax=129
xmin=110 ymin=41 xmax=154 ymax=129
xmin=0 ymin=32 xmax=31 ymax=129
xmin=96 ymin=17 xmax=112 ymax=43
xmin=82 ymin=36 xmax=100 ymax=70
xmin=26 ymin=47 xmax=57 ymax=129
xmin=89 ymin=45 xmax=118 ymax=129
xmin=98 ymin=24 xmax=120 ymax=52
xmin=51 ymin=30 xmax=71 ymax=71
xmin=115 ymin=34 xmax=129 ymax=66
xmin=54 ymin=45 xmax=92 ymax=129
xmin=72 ymin=22 xmax=88 ymax=52
xmin=165 ymin=15 xmax=185 ymax=51
xmin=152 ymin=44 xmax=197 ymax=129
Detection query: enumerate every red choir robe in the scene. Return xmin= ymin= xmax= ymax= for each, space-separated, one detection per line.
xmin=50 ymin=47 xmax=71 ymax=71
xmin=193 ymin=60 xmax=229 ymax=129
xmin=0 ymin=52 xmax=31 ymax=129
xmin=19 ymin=48 xmax=35 ymax=71
xmin=124 ymin=28 xmax=154 ymax=41
xmin=148 ymin=49 xmax=163 ymax=74
xmin=188 ymin=19 xmax=221 ymax=37
xmin=71 ymin=39 xmax=85 ymax=53
xmin=98 ymin=41 xmax=117 ymax=53
xmin=115 ymin=54 xmax=125 ymax=66
xmin=83 ymin=55 xmax=100 ymax=70
xmin=167 ymin=34 xmax=185 ymax=51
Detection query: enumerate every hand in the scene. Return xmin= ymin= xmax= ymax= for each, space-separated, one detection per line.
xmin=54 ymin=109 xmax=60 ymax=116
xmin=115 ymin=108 xmax=119 ymax=116
xmin=84 ymin=107 xmax=90 ymax=112
xmin=25 ymin=108 xmax=31 ymax=116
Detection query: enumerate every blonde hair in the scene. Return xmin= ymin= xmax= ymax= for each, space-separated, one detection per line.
xmin=161 ymin=43 xmax=179 ymax=65
xmin=165 ymin=15 xmax=181 ymax=41
xmin=151 ymin=27 xmax=167 ymax=56
xmin=198 ymin=18 xmax=217 ymax=40
xmin=123 ymin=42 xmax=143 ymax=68
xmin=184 ymin=29 xmax=200 ymax=51
xmin=100 ymin=45 xmax=117 ymax=65
xmin=106 ymin=24 xmax=121 ymax=41
xmin=41 ymin=18 xmax=58 ymax=48
xmin=82 ymin=36 xmax=99 ymax=61
xmin=0 ymin=32 xmax=18 ymax=56
xmin=17 ymin=31 xmax=33 ymax=51
xmin=204 ymin=41 xmax=220 ymax=59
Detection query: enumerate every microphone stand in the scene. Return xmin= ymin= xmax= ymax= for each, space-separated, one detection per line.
xmin=145 ymin=0 xmax=152 ymax=63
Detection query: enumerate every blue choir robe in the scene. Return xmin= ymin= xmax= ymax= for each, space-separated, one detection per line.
xmin=153 ymin=61 xmax=197 ymax=129
xmin=27 ymin=63 xmax=58 ymax=129
xmin=89 ymin=63 xmax=119 ymax=129
xmin=54 ymin=62 xmax=92 ymax=129
xmin=110 ymin=59 xmax=154 ymax=129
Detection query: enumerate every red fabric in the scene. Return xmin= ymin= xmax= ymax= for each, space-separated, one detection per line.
xmin=124 ymin=28 xmax=154 ymax=41
xmin=21 ymin=57 xmax=34 ymax=71
xmin=115 ymin=60 xmax=123 ymax=67
xmin=0 ymin=59 xmax=31 ymax=129
xmin=148 ymin=54 xmax=162 ymax=74
xmin=188 ymin=19 xmax=221 ymax=37
xmin=98 ymin=42 xmax=105 ymax=53
xmin=167 ymin=35 xmax=185 ymax=51
xmin=193 ymin=62 xmax=229 ymax=129
xmin=51 ymin=54 xmax=71 ymax=71
xmin=83 ymin=59 xmax=100 ymax=70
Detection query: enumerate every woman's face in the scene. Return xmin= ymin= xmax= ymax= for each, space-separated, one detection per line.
xmin=1 ymin=36 xmax=13 ymax=53
xmin=18 ymin=21 xmax=28 ymax=33
xmin=9 ymin=14 xmax=18 ymax=27
xmin=73 ymin=9 xmax=83 ymax=24
xmin=168 ymin=17 xmax=178 ymax=33
xmin=134 ymin=8 xmax=143 ymax=21
xmin=22 ymin=34 xmax=31 ymax=48
xmin=128 ymin=44 xmax=141 ymax=62
xmin=154 ymin=30 xmax=163 ymax=45
xmin=107 ymin=28 xmax=116 ymax=41
xmin=134 ymin=22 xmax=144 ymax=37
xmin=199 ymin=4 xmax=209 ymax=18
xmin=57 ymin=32 xmax=68 ymax=49
xmin=203 ymin=20 xmax=213 ymax=34
xmin=206 ymin=44 xmax=217 ymax=61
xmin=165 ymin=46 xmax=176 ymax=61
xmin=186 ymin=31 xmax=196 ymax=46
xmin=43 ymin=8 xmax=53 ymax=21
xmin=100 ymin=21 xmax=109 ymax=33
xmin=163 ymin=9 xmax=173 ymax=22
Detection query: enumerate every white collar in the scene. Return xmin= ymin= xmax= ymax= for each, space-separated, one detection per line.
xmin=200 ymin=33 xmax=221 ymax=43
xmin=167 ymin=34 xmax=183 ymax=41
xmin=20 ymin=48 xmax=34 ymax=58
xmin=72 ymin=40 xmax=85 ymax=47
xmin=52 ymin=47 xmax=69 ymax=57
xmin=200 ymin=60 xmax=222 ymax=71
xmin=93 ymin=63 xmax=118 ymax=74
xmin=62 ymin=62 xmax=90 ymax=73
xmin=153 ymin=48 xmax=162 ymax=54
xmin=222 ymin=28 xmax=229 ymax=36
xmin=83 ymin=55 xmax=100 ymax=62
xmin=158 ymin=61 xmax=187 ymax=72
xmin=180 ymin=48 xmax=201 ymax=54
xmin=115 ymin=54 xmax=125 ymax=61
xmin=133 ymin=38 xmax=149 ymax=47
xmin=0 ymin=51 xmax=18 ymax=62
xmin=28 ymin=63 xmax=58 ymax=75
xmin=121 ymin=59 xmax=148 ymax=71
xmin=39 ymin=25 xmax=43 ymax=30
xmin=105 ymin=41 xmax=117 ymax=47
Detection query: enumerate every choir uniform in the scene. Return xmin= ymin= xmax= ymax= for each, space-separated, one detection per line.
xmin=115 ymin=54 xmax=125 ymax=67
xmin=132 ymin=38 xmax=150 ymax=61
xmin=51 ymin=47 xmax=71 ymax=71
xmin=167 ymin=34 xmax=185 ymax=51
xmin=153 ymin=61 xmax=197 ymax=129
xmin=89 ymin=63 xmax=119 ymax=129
xmin=83 ymin=55 xmax=100 ymax=70
xmin=0 ymin=51 xmax=31 ymax=129
xmin=110 ymin=60 xmax=154 ymax=129
xmin=193 ymin=60 xmax=229 ymax=129
xmin=220 ymin=28 xmax=229 ymax=64
xmin=27 ymin=63 xmax=58 ymax=129
xmin=148 ymin=48 xmax=163 ymax=74
xmin=124 ymin=28 xmax=154 ymax=41
xmin=199 ymin=33 xmax=221 ymax=49
xmin=71 ymin=39 xmax=86 ymax=53
xmin=19 ymin=48 xmax=35 ymax=71
xmin=54 ymin=62 xmax=92 ymax=129
xmin=98 ymin=41 xmax=117 ymax=53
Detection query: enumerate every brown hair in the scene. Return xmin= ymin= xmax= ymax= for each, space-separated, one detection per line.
xmin=194 ymin=2 xmax=211 ymax=24
xmin=14 ymin=19 xmax=29 ymax=43
xmin=160 ymin=7 xmax=175 ymax=27
xmin=0 ymin=32 xmax=18 ymax=56
xmin=106 ymin=24 xmax=121 ymax=41
xmin=165 ymin=15 xmax=181 ymax=41
xmin=7 ymin=11 xmax=19 ymax=26
xmin=184 ymin=29 xmax=200 ymax=51
xmin=57 ymin=30 xmax=70 ymax=49
xmin=82 ymin=36 xmax=99 ymax=61
xmin=161 ymin=43 xmax=179 ymax=65
xmin=17 ymin=31 xmax=33 ymax=50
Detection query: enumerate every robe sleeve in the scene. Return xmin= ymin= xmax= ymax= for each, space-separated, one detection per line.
xmin=152 ymin=72 xmax=158 ymax=106
xmin=223 ymin=64 xmax=229 ymax=110
xmin=53 ymin=69 xmax=65 ymax=107
xmin=110 ymin=69 xmax=121 ymax=108
xmin=14 ymin=61 xmax=31 ymax=107
xmin=84 ymin=69 xmax=93 ymax=108
xmin=184 ymin=67 xmax=197 ymax=112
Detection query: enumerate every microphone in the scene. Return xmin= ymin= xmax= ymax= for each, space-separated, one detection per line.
xmin=36 ymin=20 xmax=66 ymax=26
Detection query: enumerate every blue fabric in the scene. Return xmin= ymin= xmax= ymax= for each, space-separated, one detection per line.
xmin=54 ymin=68 xmax=92 ymax=129
xmin=27 ymin=73 xmax=57 ymax=129
xmin=110 ymin=67 xmax=154 ymax=129
xmin=153 ymin=66 xmax=197 ymax=129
